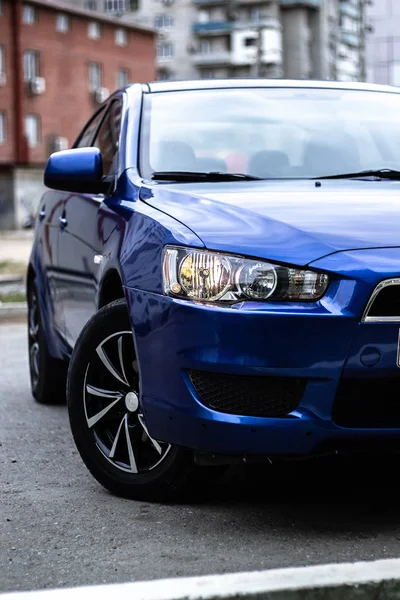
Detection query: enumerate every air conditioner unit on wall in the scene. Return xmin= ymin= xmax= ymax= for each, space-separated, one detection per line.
xmin=93 ymin=87 xmax=110 ymax=104
xmin=0 ymin=73 xmax=6 ymax=86
xmin=28 ymin=77 xmax=46 ymax=95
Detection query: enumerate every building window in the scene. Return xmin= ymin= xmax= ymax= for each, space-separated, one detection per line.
xmin=115 ymin=28 xmax=127 ymax=46
xmin=154 ymin=14 xmax=174 ymax=29
xmin=0 ymin=45 xmax=4 ymax=78
xmin=23 ymin=50 xmax=39 ymax=81
xmin=25 ymin=114 xmax=40 ymax=147
xmin=85 ymin=0 xmax=97 ymax=9
xmin=104 ymin=0 xmax=126 ymax=13
xmin=198 ymin=10 xmax=210 ymax=23
xmin=0 ymin=112 xmax=5 ymax=144
xmin=248 ymin=7 xmax=262 ymax=21
xmin=0 ymin=0 xmax=3 ymax=16
xmin=157 ymin=70 xmax=172 ymax=81
xmin=88 ymin=63 xmax=102 ymax=91
xmin=22 ymin=4 xmax=36 ymax=24
xmin=56 ymin=14 xmax=70 ymax=32
xmin=200 ymin=69 xmax=215 ymax=79
xmin=88 ymin=21 xmax=101 ymax=39
xmin=340 ymin=15 xmax=359 ymax=34
xmin=199 ymin=39 xmax=211 ymax=54
xmin=157 ymin=42 xmax=174 ymax=59
xmin=117 ymin=68 xmax=129 ymax=87
xmin=244 ymin=37 xmax=256 ymax=47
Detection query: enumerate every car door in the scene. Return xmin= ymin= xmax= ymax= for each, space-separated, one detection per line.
xmin=58 ymin=98 xmax=123 ymax=349
xmin=35 ymin=188 xmax=66 ymax=340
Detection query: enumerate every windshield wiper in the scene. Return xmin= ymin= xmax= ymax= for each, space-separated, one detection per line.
xmin=314 ymin=169 xmax=400 ymax=181
xmin=151 ymin=171 xmax=262 ymax=182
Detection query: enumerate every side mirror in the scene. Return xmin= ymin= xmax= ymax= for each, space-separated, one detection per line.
xmin=44 ymin=147 xmax=110 ymax=194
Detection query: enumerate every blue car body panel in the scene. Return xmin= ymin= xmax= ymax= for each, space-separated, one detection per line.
xmin=140 ymin=178 xmax=400 ymax=265
xmin=29 ymin=80 xmax=400 ymax=458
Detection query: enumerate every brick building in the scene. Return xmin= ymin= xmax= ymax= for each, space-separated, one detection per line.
xmin=0 ymin=0 xmax=155 ymax=228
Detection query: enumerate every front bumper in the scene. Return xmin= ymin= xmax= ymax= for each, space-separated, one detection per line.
xmin=125 ymin=250 xmax=400 ymax=456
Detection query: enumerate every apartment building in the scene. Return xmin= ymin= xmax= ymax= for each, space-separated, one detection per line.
xmin=366 ymin=0 xmax=400 ymax=85
xmin=67 ymin=0 xmax=367 ymax=82
xmin=0 ymin=0 xmax=155 ymax=228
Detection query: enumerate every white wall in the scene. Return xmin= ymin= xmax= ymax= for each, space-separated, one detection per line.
xmin=13 ymin=168 xmax=46 ymax=230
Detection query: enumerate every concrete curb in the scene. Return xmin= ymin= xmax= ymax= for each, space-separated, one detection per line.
xmin=0 ymin=275 xmax=24 ymax=285
xmin=0 ymin=302 xmax=27 ymax=320
xmin=3 ymin=558 xmax=400 ymax=600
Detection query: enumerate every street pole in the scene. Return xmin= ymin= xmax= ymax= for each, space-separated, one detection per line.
xmin=252 ymin=23 xmax=263 ymax=78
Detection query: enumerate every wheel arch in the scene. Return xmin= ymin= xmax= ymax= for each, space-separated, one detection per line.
xmin=26 ymin=263 xmax=35 ymax=292
xmin=98 ymin=268 xmax=126 ymax=309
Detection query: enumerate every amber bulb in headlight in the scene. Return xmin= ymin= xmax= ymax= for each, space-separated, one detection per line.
xmin=179 ymin=252 xmax=231 ymax=300
xmin=163 ymin=246 xmax=329 ymax=302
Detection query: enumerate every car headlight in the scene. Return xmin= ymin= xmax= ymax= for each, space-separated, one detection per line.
xmin=162 ymin=246 xmax=329 ymax=302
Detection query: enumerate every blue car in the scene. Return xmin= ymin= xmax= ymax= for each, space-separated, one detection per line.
xmin=28 ymin=79 xmax=400 ymax=501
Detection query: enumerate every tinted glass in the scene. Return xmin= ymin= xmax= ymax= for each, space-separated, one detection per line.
xmin=75 ymin=106 xmax=107 ymax=149
xmin=92 ymin=101 xmax=122 ymax=175
xmin=140 ymin=87 xmax=400 ymax=179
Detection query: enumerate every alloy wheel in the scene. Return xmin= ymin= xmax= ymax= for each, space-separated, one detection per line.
xmin=83 ymin=331 xmax=171 ymax=473
xmin=28 ymin=289 xmax=40 ymax=389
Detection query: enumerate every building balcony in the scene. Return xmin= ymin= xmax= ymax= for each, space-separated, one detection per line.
xmin=341 ymin=31 xmax=360 ymax=47
xmin=192 ymin=0 xmax=275 ymax=4
xmin=193 ymin=18 xmax=279 ymax=35
xmin=192 ymin=21 xmax=233 ymax=34
xmin=192 ymin=51 xmax=233 ymax=65
xmin=279 ymin=0 xmax=320 ymax=8
xmin=193 ymin=0 xmax=227 ymax=4
xmin=340 ymin=1 xmax=360 ymax=19
xmin=233 ymin=17 xmax=280 ymax=29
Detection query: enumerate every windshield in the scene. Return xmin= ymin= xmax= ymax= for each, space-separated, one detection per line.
xmin=139 ymin=87 xmax=400 ymax=180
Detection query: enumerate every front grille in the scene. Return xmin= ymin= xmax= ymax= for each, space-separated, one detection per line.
xmin=363 ymin=279 xmax=400 ymax=321
xmin=188 ymin=370 xmax=306 ymax=417
xmin=332 ymin=378 xmax=400 ymax=428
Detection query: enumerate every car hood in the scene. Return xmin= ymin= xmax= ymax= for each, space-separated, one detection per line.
xmin=140 ymin=178 xmax=400 ymax=266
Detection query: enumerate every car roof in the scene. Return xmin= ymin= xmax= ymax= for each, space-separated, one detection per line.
xmin=138 ymin=79 xmax=400 ymax=95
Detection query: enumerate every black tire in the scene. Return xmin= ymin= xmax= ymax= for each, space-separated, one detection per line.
xmin=67 ymin=299 xmax=224 ymax=502
xmin=27 ymin=281 xmax=68 ymax=405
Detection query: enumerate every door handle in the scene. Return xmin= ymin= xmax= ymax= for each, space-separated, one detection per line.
xmin=59 ymin=215 xmax=68 ymax=229
xmin=39 ymin=206 xmax=46 ymax=221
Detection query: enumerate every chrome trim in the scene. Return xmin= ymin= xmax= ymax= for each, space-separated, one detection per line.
xmin=362 ymin=278 xmax=400 ymax=323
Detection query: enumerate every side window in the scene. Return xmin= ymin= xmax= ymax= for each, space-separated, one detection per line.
xmin=92 ymin=100 xmax=122 ymax=176
xmin=74 ymin=106 xmax=107 ymax=149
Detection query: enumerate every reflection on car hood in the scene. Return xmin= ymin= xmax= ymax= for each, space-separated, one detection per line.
xmin=141 ymin=178 xmax=400 ymax=266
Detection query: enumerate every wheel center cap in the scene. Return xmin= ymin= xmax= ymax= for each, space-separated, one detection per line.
xmin=125 ymin=391 xmax=139 ymax=413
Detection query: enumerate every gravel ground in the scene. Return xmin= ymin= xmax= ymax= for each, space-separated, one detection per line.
xmin=2 ymin=322 xmax=400 ymax=594
xmin=0 ymin=231 xmax=33 ymax=264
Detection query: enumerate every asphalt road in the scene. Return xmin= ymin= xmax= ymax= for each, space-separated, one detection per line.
xmin=2 ymin=322 xmax=400 ymax=594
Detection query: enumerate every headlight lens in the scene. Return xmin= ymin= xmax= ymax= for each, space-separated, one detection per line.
xmin=163 ymin=246 xmax=329 ymax=303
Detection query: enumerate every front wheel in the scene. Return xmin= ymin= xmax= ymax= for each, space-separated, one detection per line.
xmin=67 ymin=299 xmax=224 ymax=502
